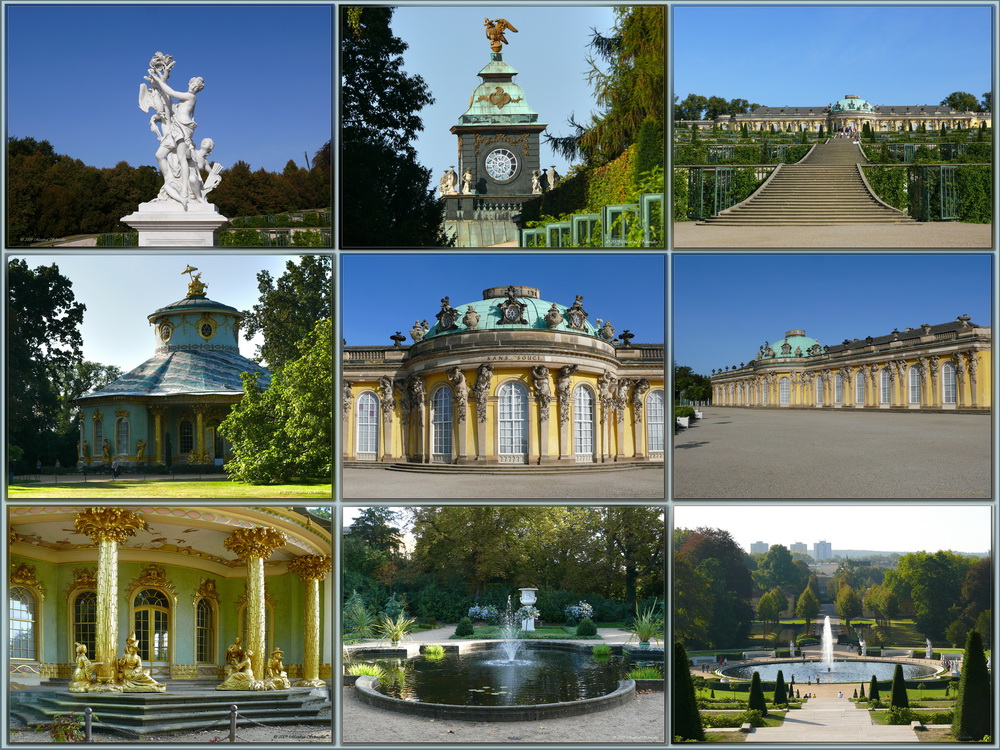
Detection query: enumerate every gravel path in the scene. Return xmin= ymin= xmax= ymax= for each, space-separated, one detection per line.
xmin=674 ymin=407 xmax=991 ymax=498
xmin=9 ymin=718 xmax=331 ymax=743
xmin=343 ymin=468 xmax=665 ymax=499
xmin=673 ymin=221 xmax=992 ymax=248
xmin=341 ymin=687 xmax=664 ymax=744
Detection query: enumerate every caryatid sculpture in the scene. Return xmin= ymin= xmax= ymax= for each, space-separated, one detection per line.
xmin=139 ymin=51 xmax=222 ymax=210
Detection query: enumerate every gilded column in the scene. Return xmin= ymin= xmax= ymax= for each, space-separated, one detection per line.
xmin=224 ymin=527 xmax=287 ymax=681
xmin=194 ymin=406 xmax=206 ymax=463
xmin=149 ymin=406 xmax=166 ymax=464
xmin=74 ymin=507 xmax=144 ymax=691
xmin=287 ymin=555 xmax=332 ymax=687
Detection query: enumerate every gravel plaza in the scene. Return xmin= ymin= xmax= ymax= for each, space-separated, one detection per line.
xmin=673 ymin=407 xmax=991 ymax=498
xmin=342 ymin=467 xmax=665 ymax=499
xmin=672 ymin=222 xmax=993 ymax=249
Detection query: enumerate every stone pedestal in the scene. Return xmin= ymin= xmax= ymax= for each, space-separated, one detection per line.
xmin=122 ymin=201 xmax=229 ymax=247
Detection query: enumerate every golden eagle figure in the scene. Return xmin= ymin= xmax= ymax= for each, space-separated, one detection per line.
xmin=484 ymin=18 xmax=518 ymax=53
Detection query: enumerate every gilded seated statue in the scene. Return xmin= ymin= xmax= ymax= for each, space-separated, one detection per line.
xmin=68 ymin=642 xmax=99 ymax=692
xmin=265 ymin=647 xmax=291 ymax=689
xmin=224 ymin=636 xmax=245 ymax=677
xmin=118 ymin=632 xmax=166 ymax=692
xmin=216 ymin=651 xmax=266 ymax=691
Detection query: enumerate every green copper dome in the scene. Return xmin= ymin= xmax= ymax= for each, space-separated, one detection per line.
xmin=762 ymin=329 xmax=823 ymax=358
xmin=458 ymin=56 xmax=539 ymax=124
xmin=832 ymin=94 xmax=873 ymax=112
xmin=422 ymin=286 xmax=601 ymax=340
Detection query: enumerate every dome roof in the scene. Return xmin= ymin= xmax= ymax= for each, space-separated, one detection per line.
xmin=762 ymin=329 xmax=823 ymax=358
xmin=833 ymin=94 xmax=873 ymax=112
xmin=458 ymin=57 xmax=539 ymax=124
xmin=149 ymin=294 xmax=241 ymax=318
xmin=422 ymin=286 xmax=601 ymax=340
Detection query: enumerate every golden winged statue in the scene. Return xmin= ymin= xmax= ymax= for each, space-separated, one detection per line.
xmin=484 ymin=18 xmax=518 ymax=53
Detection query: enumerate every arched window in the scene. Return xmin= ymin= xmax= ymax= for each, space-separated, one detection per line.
xmin=834 ymin=373 xmax=843 ymax=404
xmin=880 ymin=368 xmax=891 ymax=404
xmin=133 ymin=588 xmax=170 ymax=662
xmin=93 ymin=419 xmax=103 ymax=456
xmin=855 ymin=372 xmax=865 ymax=405
xmin=355 ymin=392 xmax=379 ymax=459
xmin=646 ymin=390 xmax=664 ymax=454
xmin=815 ymin=375 xmax=823 ymax=405
xmin=73 ymin=591 xmax=97 ymax=660
xmin=431 ymin=387 xmax=453 ymax=461
xmin=179 ymin=419 xmax=194 ymax=454
xmin=779 ymin=377 xmax=790 ymax=405
xmin=942 ymin=361 xmax=957 ymax=404
xmin=115 ymin=418 xmax=130 ymax=455
xmin=196 ymin=599 xmax=215 ymax=663
xmin=908 ymin=366 xmax=921 ymax=404
xmin=9 ymin=586 xmax=37 ymax=660
xmin=573 ymin=385 xmax=595 ymax=459
xmin=497 ymin=382 xmax=528 ymax=458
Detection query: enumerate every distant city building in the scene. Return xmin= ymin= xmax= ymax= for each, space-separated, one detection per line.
xmin=790 ymin=542 xmax=808 ymax=554
xmin=814 ymin=540 xmax=833 ymax=560
xmin=678 ymin=94 xmax=991 ymax=132
xmin=750 ymin=541 xmax=769 ymax=555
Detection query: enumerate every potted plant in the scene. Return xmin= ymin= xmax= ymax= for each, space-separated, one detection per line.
xmin=629 ymin=600 xmax=664 ymax=649
xmin=377 ymin=613 xmax=416 ymax=647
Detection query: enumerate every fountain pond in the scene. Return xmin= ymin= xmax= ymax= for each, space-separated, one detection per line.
xmin=721 ymin=660 xmax=938 ymax=683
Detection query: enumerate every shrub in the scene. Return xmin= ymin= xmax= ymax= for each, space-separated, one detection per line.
xmin=346 ymin=663 xmax=384 ymax=677
xmin=673 ymin=642 xmax=705 ymax=741
xmin=886 ymin=706 xmax=914 ymax=725
xmin=565 ymin=601 xmax=594 ymax=623
xmin=953 ymin=630 xmax=991 ymax=740
xmin=454 ymin=617 xmax=474 ymax=637
xmin=748 ymin=672 xmax=768 ymax=717
xmin=467 ymin=604 xmax=500 ymax=623
xmin=738 ymin=709 xmax=767 ymax=728
xmin=629 ymin=665 xmax=663 ymax=679
xmin=675 ymin=406 xmax=695 ymax=419
xmin=423 ymin=645 xmax=445 ymax=659
xmin=32 ymin=713 xmax=88 ymax=743
xmin=889 ymin=663 xmax=909 ymax=708
xmin=383 ymin=592 xmax=406 ymax=619
xmin=576 ymin=618 xmax=598 ymax=637
xmin=592 ymin=644 xmax=612 ymax=656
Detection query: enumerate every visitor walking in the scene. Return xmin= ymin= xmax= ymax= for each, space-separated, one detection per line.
xmin=112 ymin=457 xmax=120 ymax=480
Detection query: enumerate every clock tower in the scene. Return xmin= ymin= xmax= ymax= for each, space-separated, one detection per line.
xmin=442 ymin=19 xmax=547 ymax=246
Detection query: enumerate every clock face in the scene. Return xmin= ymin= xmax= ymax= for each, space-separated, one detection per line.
xmin=441 ymin=314 xmax=453 ymax=329
xmin=504 ymin=306 xmax=519 ymax=321
xmin=160 ymin=324 xmax=172 ymax=342
xmin=485 ymin=148 xmax=517 ymax=181
xmin=200 ymin=323 xmax=214 ymax=338
xmin=571 ymin=313 xmax=583 ymax=327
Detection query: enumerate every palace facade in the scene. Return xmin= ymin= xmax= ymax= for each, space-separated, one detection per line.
xmin=9 ymin=506 xmax=331 ymax=687
xmin=682 ymin=94 xmax=992 ymax=132
xmin=343 ymin=285 xmax=665 ymax=466
xmin=711 ymin=317 xmax=991 ymax=410
xmin=75 ymin=271 xmax=269 ymax=468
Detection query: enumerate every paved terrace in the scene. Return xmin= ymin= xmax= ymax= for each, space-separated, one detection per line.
xmin=673 ymin=407 xmax=991 ymax=498
xmin=673 ymin=221 xmax=992 ymax=248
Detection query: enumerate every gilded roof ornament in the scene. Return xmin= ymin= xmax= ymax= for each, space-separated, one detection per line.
xmin=182 ymin=264 xmax=207 ymax=297
xmin=484 ymin=18 xmax=517 ymax=53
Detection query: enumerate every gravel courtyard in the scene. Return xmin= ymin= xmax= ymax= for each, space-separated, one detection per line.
xmin=673 ymin=407 xmax=991 ymax=498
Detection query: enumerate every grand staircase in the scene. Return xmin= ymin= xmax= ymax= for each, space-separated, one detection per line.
xmin=702 ymin=139 xmax=916 ymax=226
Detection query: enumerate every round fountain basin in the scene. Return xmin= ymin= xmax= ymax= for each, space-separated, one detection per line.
xmin=721 ymin=660 xmax=938 ymax=683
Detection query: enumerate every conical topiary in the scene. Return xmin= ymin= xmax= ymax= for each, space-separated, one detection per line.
xmin=869 ymin=675 xmax=880 ymax=702
xmin=748 ymin=671 xmax=768 ymax=717
xmin=889 ymin=663 xmax=909 ymax=708
xmin=859 ymin=682 xmax=866 ymax=699
xmin=953 ymin=630 xmax=991 ymax=741
xmin=672 ymin=642 xmax=705 ymax=741
xmin=773 ymin=670 xmax=787 ymax=705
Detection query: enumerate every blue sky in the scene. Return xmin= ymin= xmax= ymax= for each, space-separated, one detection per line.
xmin=382 ymin=6 xmax=619 ymax=189
xmin=8 ymin=254 xmax=316 ymax=371
xmin=673 ymin=5 xmax=992 ymax=108
xmin=5 ymin=4 xmax=332 ymax=172
xmin=673 ymin=254 xmax=993 ymax=375
xmin=341 ymin=253 xmax=665 ymax=345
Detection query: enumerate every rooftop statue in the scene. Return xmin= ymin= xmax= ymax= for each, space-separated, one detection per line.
xmin=484 ymin=18 xmax=517 ymax=53
xmin=138 ymin=51 xmax=223 ymax=211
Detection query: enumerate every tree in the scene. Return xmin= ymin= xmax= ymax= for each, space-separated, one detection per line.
xmin=891 ymin=550 xmax=973 ymax=639
xmin=889 ymin=663 xmax=909 ymax=708
xmin=748 ymin=672 xmax=768 ymax=716
xmin=869 ymin=675 xmax=880 ymax=702
xmin=952 ymin=630 xmax=991 ymax=740
xmin=351 ymin=507 xmax=404 ymax=554
xmin=341 ymin=6 xmax=448 ymax=246
xmin=704 ymin=95 xmax=730 ymax=121
xmin=773 ymin=670 xmax=788 ymax=705
xmin=675 ymin=93 xmax=708 ymax=122
xmin=981 ymin=92 xmax=991 ymax=113
xmin=589 ymin=506 xmax=664 ymax=609
xmin=796 ymin=586 xmax=820 ymax=635
xmin=219 ymin=319 xmax=332 ymax=483
xmin=7 ymin=260 xmax=86 ymax=468
xmin=945 ymin=619 xmax=969 ymax=648
xmin=673 ymin=642 xmax=705 ymax=740
xmin=754 ymin=545 xmax=804 ymax=593
xmin=941 ymin=91 xmax=980 ymax=112
xmin=835 ymin=584 xmax=862 ymax=631
xmin=674 ymin=365 xmax=711 ymax=402
xmin=960 ymin=555 xmax=992 ymax=624
xmin=974 ymin=610 xmax=991 ymax=649
xmin=672 ymin=555 xmax=712 ymax=644
xmin=728 ymin=98 xmax=751 ymax=115
xmin=241 ymin=256 xmax=332 ymax=369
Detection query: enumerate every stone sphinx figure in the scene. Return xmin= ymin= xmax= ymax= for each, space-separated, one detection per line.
xmin=217 ymin=650 xmax=266 ymax=691
xmin=118 ymin=632 xmax=166 ymax=692
xmin=68 ymin=642 xmax=99 ymax=692
xmin=265 ymin=648 xmax=291 ymax=689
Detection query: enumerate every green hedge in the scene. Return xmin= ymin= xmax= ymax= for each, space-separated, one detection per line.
xmin=862 ymin=165 xmax=992 ymax=223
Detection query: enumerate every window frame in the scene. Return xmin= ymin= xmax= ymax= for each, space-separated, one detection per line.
xmin=908 ymin=365 xmax=921 ymax=404
xmin=646 ymin=389 xmax=665 ymax=454
xmin=573 ymin=384 xmax=596 ymax=457
xmin=115 ymin=417 xmax=130 ymax=456
xmin=497 ymin=381 xmax=528 ymax=457
xmin=355 ymin=391 xmax=380 ymax=458
xmin=942 ymin=361 xmax=957 ymax=404
xmin=132 ymin=587 xmax=171 ymax=663
xmin=779 ymin=376 xmax=790 ymax=405
xmin=9 ymin=586 xmax=38 ymax=661
xmin=430 ymin=385 xmax=454 ymax=460
xmin=72 ymin=590 xmax=98 ymax=663
xmin=880 ymin=368 xmax=891 ymax=404
xmin=195 ymin=597 xmax=217 ymax=664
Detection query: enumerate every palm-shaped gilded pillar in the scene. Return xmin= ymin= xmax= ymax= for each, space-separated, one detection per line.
xmin=224 ymin=527 xmax=287 ymax=681
xmin=288 ymin=554 xmax=332 ymax=686
xmin=74 ymin=507 xmax=144 ymax=691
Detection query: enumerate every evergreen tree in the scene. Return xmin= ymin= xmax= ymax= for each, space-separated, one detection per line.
xmin=632 ymin=117 xmax=663 ymax=186
xmin=869 ymin=675 xmax=880 ymax=702
xmin=748 ymin=671 xmax=768 ymax=716
xmin=773 ymin=670 xmax=787 ymax=705
xmin=889 ymin=663 xmax=909 ymax=708
xmin=860 ymin=682 xmax=866 ymax=698
xmin=673 ymin=642 xmax=705 ymax=741
xmin=952 ymin=630 xmax=992 ymax=740
xmin=341 ymin=6 xmax=448 ymax=246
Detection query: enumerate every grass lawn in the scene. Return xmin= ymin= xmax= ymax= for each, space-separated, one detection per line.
xmin=7 ymin=479 xmax=332 ymax=498
xmin=916 ymin=728 xmax=957 ymax=742
xmin=701 ymin=731 xmax=747 ymax=742
xmin=701 ymin=711 xmax=786 ymax=728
